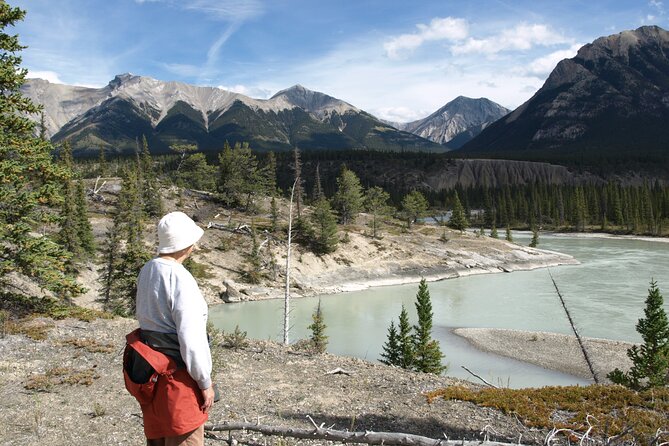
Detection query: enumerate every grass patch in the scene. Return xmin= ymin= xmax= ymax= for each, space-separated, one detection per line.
xmin=0 ymin=292 xmax=113 ymax=321
xmin=426 ymin=385 xmax=669 ymax=444
xmin=25 ymin=366 xmax=100 ymax=391
xmin=4 ymin=318 xmax=54 ymax=341
xmin=60 ymin=338 xmax=115 ymax=353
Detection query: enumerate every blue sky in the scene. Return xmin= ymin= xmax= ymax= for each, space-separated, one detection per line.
xmin=12 ymin=0 xmax=668 ymax=122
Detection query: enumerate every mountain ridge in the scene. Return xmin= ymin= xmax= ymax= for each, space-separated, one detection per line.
xmin=461 ymin=25 xmax=669 ymax=156
xmin=22 ymin=74 xmax=445 ymax=154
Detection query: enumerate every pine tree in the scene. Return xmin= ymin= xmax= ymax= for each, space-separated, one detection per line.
xmin=449 ymin=192 xmax=468 ymax=231
xmin=97 ymin=147 xmax=108 ymax=177
xmin=397 ymin=305 xmax=414 ymax=369
xmin=401 ymin=190 xmax=429 ymax=229
xmin=310 ymin=196 xmax=339 ymax=254
xmin=140 ymin=135 xmax=163 ymax=217
xmin=270 ymin=196 xmax=280 ymax=234
xmin=412 ymin=279 xmax=446 ymax=374
xmin=490 ymin=225 xmax=498 ymax=239
xmin=244 ymin=222 xmax=263 ymax=284
xmin=364 ymin=186 xmax=392 ymax=238
xmin=608 ymin=280 xmax=669 ymax=390
xmin=75 ymin=179 xmax=95 ymax=255
xmin=379 ymin=321 xmax=400 ymax=366
xmin=0 ymin=3 xmax=82 ymax=300
xmin=332 ymin=166 xmax=363 ymax=225
xmin=505 ymin=225 xmax=513 ymax=242
xmin=103 ymin=167 xmax=151 ymax=315
xmin=529 ymin=227 xmax=539 ymax=247
xmin=307 ymin=300 xmax=328 ymax=354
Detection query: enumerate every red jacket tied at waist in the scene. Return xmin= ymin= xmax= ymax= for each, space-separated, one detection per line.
xmin=123 ymin=328 xmax=208 ymax=439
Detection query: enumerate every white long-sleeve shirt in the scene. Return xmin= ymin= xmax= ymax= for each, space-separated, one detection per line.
xmin=136 ymin=257 xmax=212 ymax=390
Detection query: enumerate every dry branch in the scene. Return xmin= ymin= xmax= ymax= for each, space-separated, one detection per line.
xmin=205 ymin=421 xmax=527 ymax=446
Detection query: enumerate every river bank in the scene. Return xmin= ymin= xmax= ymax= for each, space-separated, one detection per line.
xmin=453 ymin=328 xmax=634 ymax=383
xmin=191 ymin=222 xmax=579 ymax=304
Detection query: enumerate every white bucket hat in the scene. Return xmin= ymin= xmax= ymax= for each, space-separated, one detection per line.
xmin=157 ymin=211 xmax=204 ymax=254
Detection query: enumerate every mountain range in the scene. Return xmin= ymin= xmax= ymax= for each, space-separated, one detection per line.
xmin=21 ymin=25 xmax=669 ymax=165
xmin=462 ymin=25 xmax=669 ymax=158
xmin=23 ymin=75 xmax=454 ymax=155
xmin=22 ymin=73 xmax=510 ymax=156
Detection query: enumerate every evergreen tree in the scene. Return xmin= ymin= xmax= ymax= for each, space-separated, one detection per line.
xmin=102 ymin=167 xmax=151 ymax=315
xmin=98 ymin=209 xmax=121 ymax=309
xmin=244 ymin=222 xmax=263 ymax=284
xmin=57 ymin=142 xmax=83 ymax=270
xmin=529 ymin=227 xmax=539 ymax=247
xmin=505 ymin=225 xmax=513 ymax=242
xmin=139 ymin=135 xmax=163 ymax=217
xmin=270 ymin=196 xmax=280 ymax=234
xmin=397 ymin=305 xmax=415 ymax=369
xmin=97 ymin=147 xmax=108 ymax=177
xmin=332 ymin=166 xmax=363 ymax=224
xmin=75 ymin=179 xmax=95 ymax=255
xmin=310 ymin=196 xmax=339 ymax=254
xmin=412 ymin=279 xmax=446 ymax=374
xmin=608 ymin=280 xmax=669 ymax=390
xmin=449 ymin=192 xmax=468 ymax=231
xmin=401 ymin=190 xmax=429 ymax=229
xmin=307 ymin=300 xmax=328 ymax=354
xmin=179 ymin=152 xmax=216 ymax=191
xmin=364 ymin=186 xmax=392 ymax=238
xmin=379 ymin=321 xmax=400 ymax=366
xmin=490 ymin=224 xmax=498 ymax=239
xmin=0 ymin=3 xmax=82 ymax=300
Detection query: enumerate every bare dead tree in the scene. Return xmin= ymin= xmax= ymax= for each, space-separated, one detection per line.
xmin=284 ymin=177 xmax=299 ymax=345
xmin=547 ymin=268 xmax=599 ymax=383
xmin=205 ymin=419 xmax=530 ymax=446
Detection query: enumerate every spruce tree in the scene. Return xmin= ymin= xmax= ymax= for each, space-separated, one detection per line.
xmin=0 ymin=3 xmax=81 ymax=300
xmin=529 ymin=227 xmax=539 ymax=247
xmin=139 ymin=135 xmax=163 ymax=217
xmin=401 ymin=190 xmax=429 ymax=229
xmin=75 ymin=179 xmax=95 ymax=255
xmin=449 ymin=192 xmax=468 ymax=231
xmin=364 ymin=186 xmax=392 ymax=238
xmin=310 ymin=196 xmax=339 ymax=254
xmin=332 ymin=166 xmax=364 ymax=225
xmin=397 ymin=305 xmax=414 ymax=369
xmin=412 ymin=279 xmax=446 ymax=374
xmin=379 ymin=321 xmax=400 ymax=366
xmin=608 ymin=280 xmax=669 ymax=390
xmin=490 ymin=225 xmax=498 ymax=239
xmin=307 ymin=300 xmax=328 ymax=354
xmin=505 ymin=225 xmax=513 ymax=242
xmin=97 ymin=147 xmax=108 ymax=177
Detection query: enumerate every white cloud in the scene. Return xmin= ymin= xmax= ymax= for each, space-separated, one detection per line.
xmin=27 ymin=70 xmax=63 ymax=84
xmin=137 ymin=0 xmax=264 ymax=21
xmin=218 ymin=84 xmax=273 ymax=98
xmin=375 ymin=106 xmax=429 ymax=123
xmin=521 ymin=44 xmax=582 ymax=77
xmin=451 ymin=23 xmax=571 ymax=55
xmin=384 ymin=17 xmax=469 ymax=59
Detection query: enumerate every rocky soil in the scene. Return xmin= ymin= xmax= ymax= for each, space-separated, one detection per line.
xmin=0 ymin=316 xmax=556 ymax=446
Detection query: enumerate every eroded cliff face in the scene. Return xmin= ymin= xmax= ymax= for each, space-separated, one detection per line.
xmin=423 ymin=159 xmax=590 ymax=190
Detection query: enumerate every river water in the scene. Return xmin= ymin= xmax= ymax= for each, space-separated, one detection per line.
xmin=209 ymin=232 xmax=669 ymax=388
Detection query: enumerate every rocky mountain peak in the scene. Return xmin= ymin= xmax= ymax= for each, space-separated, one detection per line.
xmin=462 ymin=25 xmax=669 ymax=154
xmin=270 ymin=84 xmax=359 ymax=117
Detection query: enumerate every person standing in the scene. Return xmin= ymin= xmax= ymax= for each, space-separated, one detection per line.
xmin=133 ymin=211 xmax=215 ymax=445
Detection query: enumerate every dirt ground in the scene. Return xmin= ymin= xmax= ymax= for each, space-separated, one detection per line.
xmin=0 ymin=316 xmax=551 ymax=446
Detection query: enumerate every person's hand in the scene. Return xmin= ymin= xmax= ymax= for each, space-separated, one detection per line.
xmin=200 ymin=386 xmax=215 ymax=413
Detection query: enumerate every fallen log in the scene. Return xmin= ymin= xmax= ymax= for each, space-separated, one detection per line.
xmin=205 ymin=421 xmax=526 ymax=446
